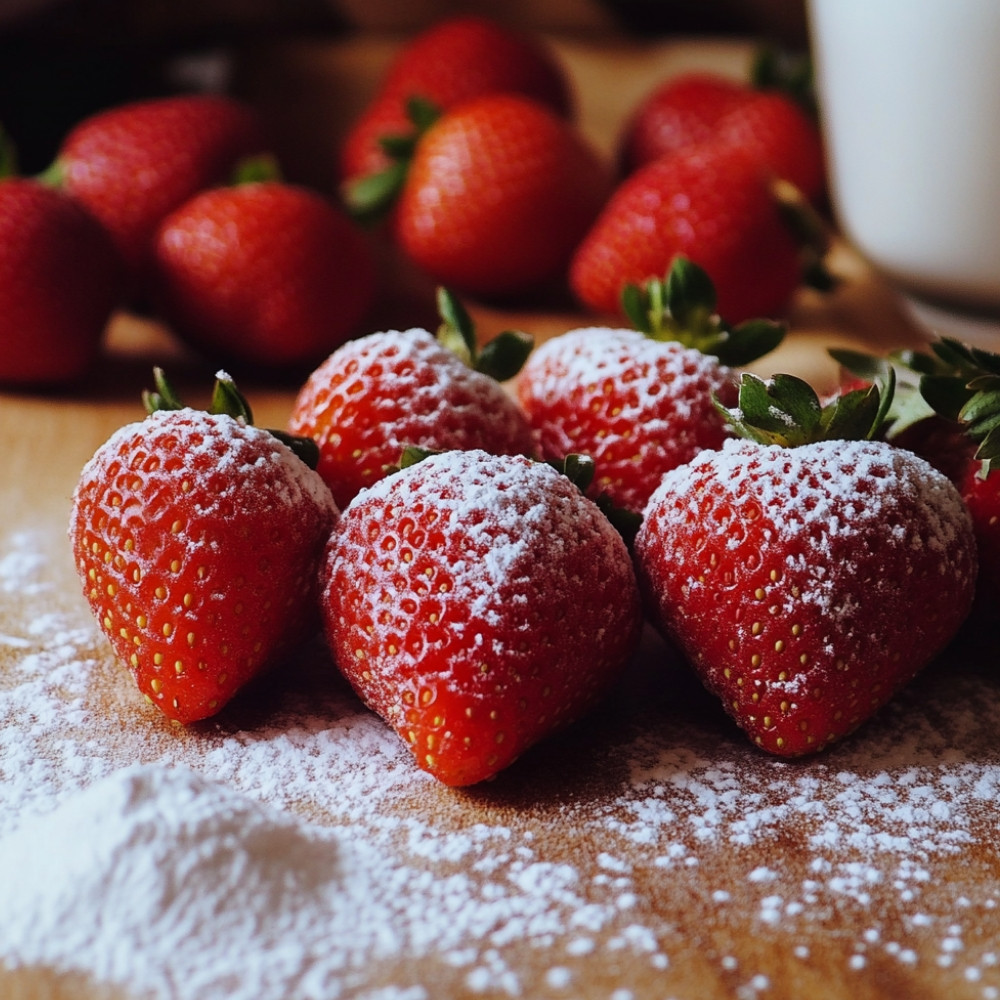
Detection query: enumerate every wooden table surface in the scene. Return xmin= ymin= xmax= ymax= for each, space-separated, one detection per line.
xmin=2 ymin=34 xmax=999 ymax=1000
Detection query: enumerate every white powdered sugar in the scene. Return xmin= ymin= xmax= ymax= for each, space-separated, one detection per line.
xmin=2 ymin=523 xmax=1000 ymax=998
xmin=517 ymin=327 xmax=733 ymax=513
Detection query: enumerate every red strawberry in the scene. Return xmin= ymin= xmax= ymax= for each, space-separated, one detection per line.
xmin=288 ymin=289 xmax=537 ymax=510
xmin=69 ymin=370 xmax=338 ymax=724
xmin=50 ymin=95 xmax=268 ymax=296
xmin=617 ymin=72 xmax=746 ymax=174
xmin=321 ymin=448 xmax=642 ymax=786
xmin=569 ymin=141 xmax=808 ymax=325
xmin=634 ymin=371 xmax=977 ymax=756
xmin=152 ymin=180 xmax=376 ymax=369
xmin=906 ymin=336 xmax=1000 ymax=610
xmin=391 ymin=93 xmax=611 ymax=300
xmin=338 ymin=14 xmax=572 ymax=185
xmin=0 ymin=177 xmax=121 ymax=386
xmin=517 ymin=257 xmax=784 ymax=514
xmin=617 ymin=57 xmax=825 ymax=205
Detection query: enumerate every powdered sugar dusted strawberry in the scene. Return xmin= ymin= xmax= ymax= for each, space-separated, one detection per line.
xmin=517 ymin=258 xmax=783 ymax=515
xmin=634 ymin=373 xmax=977 ymax=756
xmin=289 ymin=320 xmax=536 ymax=510
xmin=518 ymin=327 xmax=734 ymax=514
xmin=70 ymin=372 xmax=337 ymax=724
xmin=321 ymin=449 xmax=642 ymax=786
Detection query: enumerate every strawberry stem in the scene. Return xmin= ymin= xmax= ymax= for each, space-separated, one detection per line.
xmin=435 ymin=286 xmax=533 ymax=381
xmin=622 ymin=256 xmax=785 ymax=366
xmin=142 ymin=368 xmax=320 ymax=469
xmin=718 ymin=363 xmax=894 ymax=447
xmin=342 ymin=94 xmax=441 ymax=226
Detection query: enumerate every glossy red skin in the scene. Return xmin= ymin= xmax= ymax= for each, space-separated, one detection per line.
xmin=619 ymin=74 xmax=826 ymax=205
xmin=58 ymin=95 xmax=268 ymax=292
xmin=288 ymin=328 xmax=537 ymax=510
xmin=617 ymin=72 xmax=746 ymax=174
xmin=395 ymin=94 xmax=612 ymax=300
xmin=569 ymin=143 xmax=802 ymax=325
xmin=961 ymin=461 xmax=1000 ymax=598
xmin=634 ymin=438 xmax=978 ymax=757
xmin=70 ymin=409 xmax=338 ymax=724
xmin=338 ymin=14 xmax=573 ymax=183
xmin=152 ymin=182 xmax=376 ymax=369
xmin=0 ymin=178 xmax=121 ymax=386
xmin=711 ymin=91 xmax=826 ymax=205
xmin=321 ymin=450 xmax=642 ymax=786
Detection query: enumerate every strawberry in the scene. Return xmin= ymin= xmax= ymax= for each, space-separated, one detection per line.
xmin=151 ymin=180 xmax=376 ymax=370
xmin=569 ymin=141 xmax=813 ymax=325
xmin=69 ymin=370 xmax=338 ymax=724
xmin=48 ymin=95 xmax=268 ymax=297
xmin=320 ymin=448 xmax=642 ymax=786
xmin=710 ymin=90 xmax=826 ymax=207
xmin=0 ymin=176 xmax=121 ymax=386
xmin=288 ymin=288 xmax=537 ymax=510
xmin=633 ymin=369 xmax=977 ymax=756
xmin=617 ymin=54 xmax=825 ymax=205
xmin=617 ymin=72 xmax=746 ymax=174
xmin=387 ymin=93 xmax=612 ymax=300
xmin=517 ymin=257 xmax=784 ymax=514
xmin=908 ymin=337 xmax=1000 ymax=612
xmin=338 ymin=14 xmax=572 ymax=185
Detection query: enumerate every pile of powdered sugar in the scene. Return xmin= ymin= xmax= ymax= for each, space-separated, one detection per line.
xmin=2 ymin=527 xmax=1000 ymax=999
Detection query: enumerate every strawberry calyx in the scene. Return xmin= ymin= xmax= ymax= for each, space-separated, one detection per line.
xmin=229 ymin=152 xmax=283 ymax=185
xmin=550 ymin=453 xmax=643 ymax=546
xmin=435 ymin=286 xmax=533 ymax=382
xmin=750 ymin=45 xmax=817 ymax=117
xmin=718 ymin=360 xmax=894 ymax=448
xmin=143 ymin=367 xmax=321 ymax=469
xmin=342 ymin=95 xmax=441 ymax=225
xmin=911 ymin=337 xmax=1000 ymax=477
xmin=622 ymin=255 xmax=786 ymax=367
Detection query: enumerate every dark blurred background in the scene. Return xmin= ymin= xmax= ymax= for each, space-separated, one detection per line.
xmin=0 ymin=0 xmax=809 ymax=175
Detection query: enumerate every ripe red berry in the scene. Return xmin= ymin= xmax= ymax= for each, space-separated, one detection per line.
xmin=394 ymin=94 xmax=611 ymax=300
xmin=69 ymin=372 xmax=338 ymax=724
xmin=54 ymin=95 xmax=268 ymax=295
xmin=339 ymin=15 xmax=572 ymax=185
xmin=152 ymin=181 xmax=376 ymax=369
xmin=288 ymin=325 xmax=536 ymax=510
xmin=0 ymin=178 xmax=121 ymax=386
xmin=321 ymin=449 xmax=642 ymax=786
xmin=570 ymin=143 xmax=803 ymax=324
xmin=634 ymin=374 xmax=977 ymax=756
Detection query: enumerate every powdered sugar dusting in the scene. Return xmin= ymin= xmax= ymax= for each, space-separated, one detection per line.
xmin=2 ymin=527 xmax=1000 ymax=998
xmin=517 ymin=327 xmax=732 ymax=513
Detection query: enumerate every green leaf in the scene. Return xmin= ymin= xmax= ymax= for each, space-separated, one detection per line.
xmin=474 ymin=329 xmax=533 ymax=382
xmin=920 ymin=373 xmax=975 ymax=423
xmin=621 ymin=281 xmax=653 ymax=335
xmin=342 ymin=159 xmax=408 ymax=226
xmin=665 ymin=255 xmax=717 ymax=324
xmin=750 ymin=45 xmax=817 ymax=116
xmin=713 ymin=318 xmax=786 ymax=368
xmin=230 ymin=152 xmax=282 ymax=185
xmin=435 ymin=286 xmax=476 ymax=366
xmin=209 ymin=371 xmax=254 ymax=424
xmin=142 ymin=367 xmax=186 ymax=413
xmin=554 ymin=453 xmax=596 ymax=494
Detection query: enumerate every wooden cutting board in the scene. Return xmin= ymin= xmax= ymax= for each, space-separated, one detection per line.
xmin=3 ymin=35 xmax=997 ymax=1000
